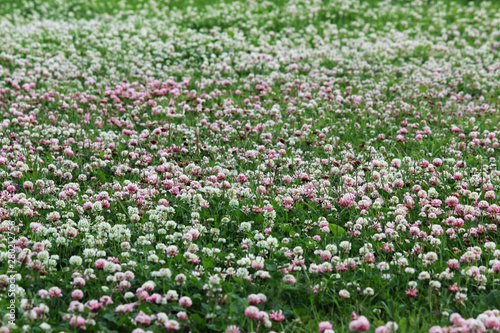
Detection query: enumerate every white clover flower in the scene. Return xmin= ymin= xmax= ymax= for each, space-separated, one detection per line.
xmin=240 ymin=222 xmax=252 ymax=232
xmin=38 ymin=251 xmax=50 ymax=262
xmin=326 ymin=244 xmax=338 ymax=254
xmin=103 ymin=262 xmax=116 ymax=273
xmin=69 ymin=256 xmax=83 ymax=266
xmin=429 ymin=281 xmax=441 ymax=289
xmin=148 ymin=254 xmax=159 ymax=263
xmin=484 ymin=242 xmax=496 ymax=252
xmin=40 ymin=323 xmax=51 ymax=331
xmin=363 ymin=287 xmax=374 ymax=296
xmin=124 ymin=292 xmax=135 ymax=299
xmin=339 ymin=241 xmax=351 ymax=252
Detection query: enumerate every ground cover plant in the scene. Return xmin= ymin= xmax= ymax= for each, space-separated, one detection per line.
xmin=0 ymin=0 xmax=500 ymax=331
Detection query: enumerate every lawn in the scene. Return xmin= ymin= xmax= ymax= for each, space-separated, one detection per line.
xmin=0 ymin=0 xmax=500 ymax=332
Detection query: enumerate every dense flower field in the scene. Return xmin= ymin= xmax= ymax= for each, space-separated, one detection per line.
xmin=1 ymin=0 xmax=500 ymax=331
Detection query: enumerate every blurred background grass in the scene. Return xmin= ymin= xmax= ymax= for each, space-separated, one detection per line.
xmin=0 ymin=0 xmax=497 ymax=21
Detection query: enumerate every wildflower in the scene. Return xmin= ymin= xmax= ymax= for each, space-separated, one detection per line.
xmin=245 ymin=306 xmax=260 ymax=319
xmin=319 ymin=321 xmax=333 ymax=332
xmin=179 ymin=296 xmax=192 ymax=307
xmin=283 ymin=274 xmax=296 ymax=285
xmin=350 ymin=314 xmax=370 ymax=332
